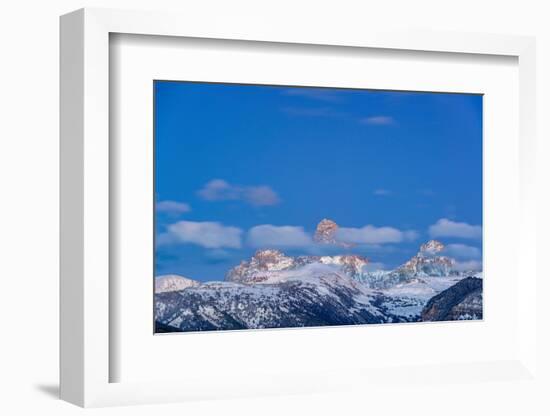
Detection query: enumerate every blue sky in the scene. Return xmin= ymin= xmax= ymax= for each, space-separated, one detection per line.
xmin=155 ymin=81 xmax=483 ymax=281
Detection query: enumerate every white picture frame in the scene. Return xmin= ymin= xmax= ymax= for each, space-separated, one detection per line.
xmin=60 ymin=7 xmax=538 ymax=408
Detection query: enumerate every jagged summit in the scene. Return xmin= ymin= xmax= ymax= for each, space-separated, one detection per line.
xmin=419 ymin=240 xmax=445 ymax=255
xmin=394 ymin=240 xmax=453 ymax=278
xmin=249 ymin=249 xmax=295 ymax=271
xmin=313 ymin=218 xmax=355 ymax=248
xmin=225 ymin=249 xmax=294 ymax=284
xmin=225 ymin=248 xmax=369 ymax=284
xmin=314 ymin=218 xmax=339 ymax=244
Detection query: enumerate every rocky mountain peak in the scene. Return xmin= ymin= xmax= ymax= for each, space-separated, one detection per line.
xmin=419 ymin=240 xmax=445 ymax=255
xmin=313 ymin=218 xmax=355 ymax=248
xmin=314 ymin=218 xmax=339 ymax=244
xmin=250 ymin=249 xmax=293 ymax=269
xmin=394 ymin=240 xmax=454 ymax=278
xmin=226 ymin=249 xmax=370 ymax=284
xmin=225 ymin=249 xmax=296 ymax=283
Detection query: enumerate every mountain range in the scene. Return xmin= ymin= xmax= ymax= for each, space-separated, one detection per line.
xmin=155 ymin=219 xmax=482 ymax=332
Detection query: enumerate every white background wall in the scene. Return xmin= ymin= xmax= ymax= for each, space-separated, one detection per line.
xmin=0 ymin=1 xmax=548 ymax=415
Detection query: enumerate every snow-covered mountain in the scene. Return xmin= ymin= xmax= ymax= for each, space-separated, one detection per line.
xmin=360 ymin=239 xmax=473 ymax=289
xmin=155 ymin=222 xmax=482 ymax=332
xmin=227 ymin=223 xmax=471 ymax=287
xmin=225 ymin=249 xmax=369 ymax=283
xmin=393 ymin=239 xmax=456 ymax=277
xmin=156 ymin=267 xmax=414 ymax=332
xmin=155 ymin=272 xmax=480 ymax=332
xmin=155 ymin=274 xmax=200 ymax=293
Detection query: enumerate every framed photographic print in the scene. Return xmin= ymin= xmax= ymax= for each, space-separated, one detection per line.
xmin=60 ymin=8 xmax=538 ymax=408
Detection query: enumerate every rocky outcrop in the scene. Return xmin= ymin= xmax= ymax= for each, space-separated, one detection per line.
xmin=421 ymin=277 xmax=483 ymax=321
xmin=314 ymin=218 xmax=339 ymax=244
xmin=313 ymin=218 xmax=355 ymax=248
xmin=419 ymin=240 xmax=445 ymax=256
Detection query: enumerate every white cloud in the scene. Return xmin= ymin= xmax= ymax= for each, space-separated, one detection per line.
xmin=197 ymin=179 xmax=239 ymax=201
xmin=243 ymin=186 xmax=280 ymax=206
xmin=336 ymin=225 xmax=417 ymax=245
xmin=197 ymin=179 xmax=280 ymax=206
xmin=247 ymin=224 xmax=312 ymax=248
xmin=429 ymin=218 xmax=482 ymax=239
xmin=373 ymin=189 xmax=392 ymax=196
xmin=444 ymin=243 xmax=481 ymax=259
xmin=359 ymin=116 xmax=394 ymax=125
xmin=452 ymin=260 xmax=482 ymax=272
xmin=163 ymin=221 xmax=242 ymax=249
xmin=156 ymin=200 xmax=191 ymax=215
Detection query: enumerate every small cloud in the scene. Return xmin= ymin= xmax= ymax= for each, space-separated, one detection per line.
xmin=247 ymin=224 xmax=312 ymax=248
xmin=197 ymin=179 xmax=280 ymax=207
xmin=429 ymin=218 xmax=482 ymax=239
xmin=337 ymin=225 xmax=417 ymax=245
xmin=443 ymin=243 xmax=481 ymax=259
xmin=373 ymin=189 xmax=392 ymax=196
xmin=156 ymin=200 xmax=191 ymax=215
xmin=243 ymin=186 xmax=280 ymax=206
xmin=359 ymin=116 xmax=394 ymax=125
xmin=282 ymin=88 xmax=343 ymax=102
xmin=161 ymin=221 xmax=242 ymax=249
xmin=197 ymin=179 xmax=239 ymax=201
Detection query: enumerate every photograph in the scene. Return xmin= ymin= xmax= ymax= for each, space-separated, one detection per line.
xmin=153 ymin=81 xmax=483 ymax=333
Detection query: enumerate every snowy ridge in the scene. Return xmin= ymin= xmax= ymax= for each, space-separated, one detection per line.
xmin=155 ymin=274 xmax=200 ymax=293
